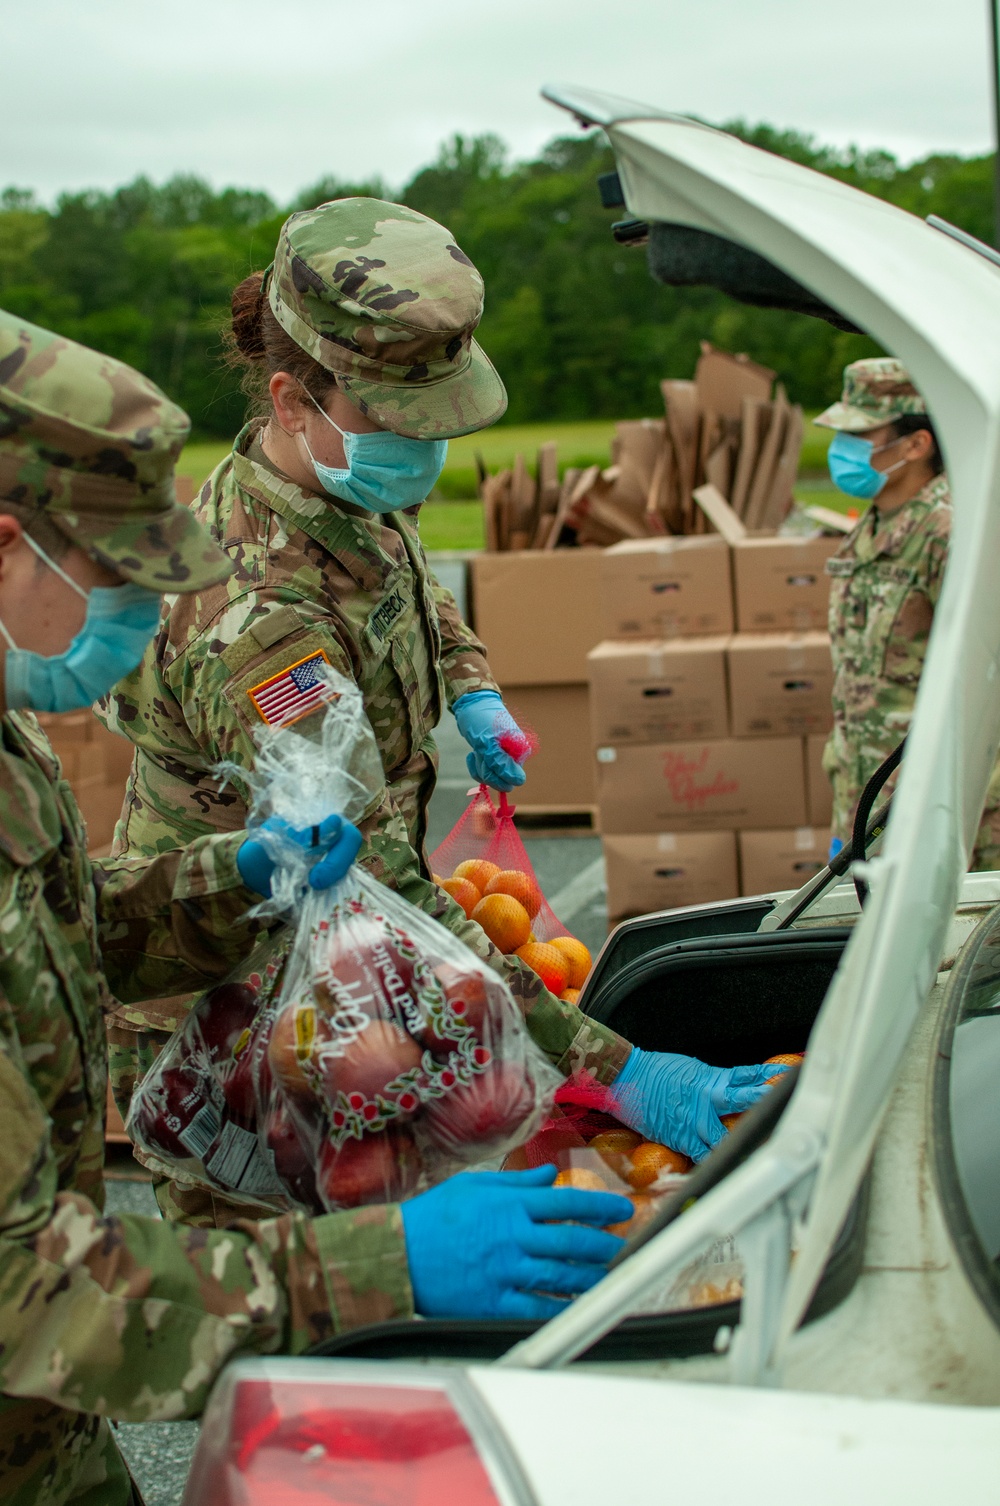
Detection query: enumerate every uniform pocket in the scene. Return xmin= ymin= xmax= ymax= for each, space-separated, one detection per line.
xmin=0 ymin=866 xmax=42 ymax=960
xmin=881 ymin=578 xmax=933 ymax=687
xmin=362 ymin=574 xmax=436 ymax=770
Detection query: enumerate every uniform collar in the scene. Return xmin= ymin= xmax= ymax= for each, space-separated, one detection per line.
xmin=842 ymin=473 xmax=951 ymax=562
xmin=230 ymin=421 xmax=411 ymax=592
xmin=0 ymin=714 xmax=63 ymax=866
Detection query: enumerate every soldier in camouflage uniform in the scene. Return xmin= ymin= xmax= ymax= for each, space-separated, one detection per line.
xmin=101 ymin=198 xmax=779 ymax=1225
xmin=0 ymin=310 xmax=637 ymax=1506
xmin=818 ymin=357 xmax=1000 ymax=864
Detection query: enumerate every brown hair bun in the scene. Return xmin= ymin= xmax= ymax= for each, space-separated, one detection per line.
xmin=230 ymin=272 xmax=267 ymax=361
xmin=224 ymin=268 xmax=335 ymax=416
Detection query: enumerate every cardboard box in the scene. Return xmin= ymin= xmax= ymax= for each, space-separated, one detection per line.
xmin=35 ymin=710 xmax=133 ymax=852
xmin=596 ymin=738 xmax=806 ymax=833
xmin=587 ymin=637 xmax=730 ymax=745
xmin=806 ymin=732 xmax=833 ymax=826
xmin=739 ymin=828 xmax=828 ymax=896
xmin=500 ymin=684 xmax=595 ymax=809
xmin=727 ymin=632 xmax=833 ymax=738
xmin=604 ymin=831 xmax=740 ymax=922
xmin=470 ymin=550 xmax=603 ymax=684
xmin=732 ymin=535 xmax=839 ymax=632
xmin=600 ymin=535 xmax=733 ymax=639
xmin=73 ymin=779 xmax=125 ymax=852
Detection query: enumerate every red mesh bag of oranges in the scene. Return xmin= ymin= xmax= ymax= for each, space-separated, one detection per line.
xmin=504 ymin=1073 xmax=694 ymax=1240
xmin=129 ymin=674 xmax=561 ymax=1214
xmin=429 ymin=785 xmax=593 ymax=1004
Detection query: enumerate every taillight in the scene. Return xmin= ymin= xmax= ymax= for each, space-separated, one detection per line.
xmin=183 ymin=1359 xmax=511 ymax=1506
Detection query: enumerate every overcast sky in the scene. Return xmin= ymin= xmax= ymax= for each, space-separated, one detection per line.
xmin=5 ymin=0 xmax=997 ymax=205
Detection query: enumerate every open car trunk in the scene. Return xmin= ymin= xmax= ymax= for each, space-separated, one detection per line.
xmin=312 ymin=918 xmax=868 ymax=1365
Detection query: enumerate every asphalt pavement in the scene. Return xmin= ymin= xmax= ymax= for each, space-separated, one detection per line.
xmin=106 ymin=565 xmax=611 ymax=1502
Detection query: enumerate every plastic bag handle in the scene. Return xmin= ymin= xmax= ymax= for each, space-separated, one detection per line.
xmin=498 ymin=792 xmax=517 ymax=821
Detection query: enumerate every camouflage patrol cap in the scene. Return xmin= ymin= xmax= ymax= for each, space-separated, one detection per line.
xmin=814 ymin=357 xmax=927 ymax=432
xmin=267 ymin=197 xmax=508 ymax=440
xmin=0 ymin=310 xmax=232 ymax=592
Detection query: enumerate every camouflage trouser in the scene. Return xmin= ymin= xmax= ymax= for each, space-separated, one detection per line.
xmin=106 ymin=1021 xmax=269 ymax=1229
xmin=828 ymin=762 xmax=1000 ymax=871
xmin=0 ymin=1397 xmax=136 ymax=1506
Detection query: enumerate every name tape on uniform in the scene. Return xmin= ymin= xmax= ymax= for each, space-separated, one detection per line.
xmin=248 ymin=649 xmax=334 ymax=728
xmin=368 ymin=588 xmax=407 ymax=643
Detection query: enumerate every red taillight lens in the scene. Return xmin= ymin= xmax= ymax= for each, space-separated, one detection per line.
xmin=184 ymin=1371 xmax=504 ymax=1506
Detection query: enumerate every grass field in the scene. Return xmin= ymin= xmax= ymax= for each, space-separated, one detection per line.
xmin=177 ymin=416 xmax=838 ymax=552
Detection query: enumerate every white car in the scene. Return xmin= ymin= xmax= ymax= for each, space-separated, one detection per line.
xmin=181 ymin=86 xmax=1000 ymax=1504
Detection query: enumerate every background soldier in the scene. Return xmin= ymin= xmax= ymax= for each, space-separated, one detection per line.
xmin=818 ymin=356 xmax=1000 ymax=865
xmin=0 ymin=310 xmax=636 ymax=1506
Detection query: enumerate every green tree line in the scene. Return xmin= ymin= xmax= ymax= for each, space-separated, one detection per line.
xmin=0 ymin=125 xmax=993 ymax=436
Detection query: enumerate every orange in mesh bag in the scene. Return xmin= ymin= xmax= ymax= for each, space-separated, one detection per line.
xmin=503 ymin=1071 xmax=692 ymax=1239
xmin=430 ymin=782 xmax=593 ymax=1001
xmin=129 ymin=670 xmax=560 ymax=1215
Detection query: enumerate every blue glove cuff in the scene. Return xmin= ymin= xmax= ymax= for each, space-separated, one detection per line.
xmin=453 ymin=689 xmax=504 ymax=716
xmin=236 ymin=837 xmax=274 ymax=897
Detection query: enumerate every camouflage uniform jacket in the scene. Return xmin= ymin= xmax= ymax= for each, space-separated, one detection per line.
xmin=102 ymin=425 xmax=628 ymax=1081
xmin=0 ymin=710 xmax=412 ymax=1501
xmin=824 ymin=474 xmax=952 ymax=840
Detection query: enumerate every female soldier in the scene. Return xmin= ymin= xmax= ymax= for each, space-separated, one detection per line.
xmin=103 ymin=197 xmax=777 ymax=1224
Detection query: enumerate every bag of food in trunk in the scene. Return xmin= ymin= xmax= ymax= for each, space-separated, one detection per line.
xmin=504 ymin=1070 xmax=693 ymax=1240
xmin=429 ymin=783 xmax=594 ymax=1003
xmin=128 ymin=669 xmax=560 ymax=1213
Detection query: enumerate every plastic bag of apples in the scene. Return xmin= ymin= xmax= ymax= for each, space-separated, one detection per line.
xmin=429 ymin=785 xmax=594 ymax=1004
xmin=128 ymin=670 xmax=561 ymax=1214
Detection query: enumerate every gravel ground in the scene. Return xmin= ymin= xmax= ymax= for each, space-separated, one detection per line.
xmin=104 ymin=561 xmax=611 ymax=1502
xmin=102 ymin=1173 xmax=202 ymax=1502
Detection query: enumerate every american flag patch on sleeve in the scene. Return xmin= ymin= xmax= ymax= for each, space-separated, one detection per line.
xmin=247 ymin=650 xmax=333 ymax=727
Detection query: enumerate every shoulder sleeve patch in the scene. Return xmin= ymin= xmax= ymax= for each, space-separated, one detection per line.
xmin=219 ymin=603 xmax=309 ymax=675
xmin=221 ymin=621 xmax=355 ymax=741
xmin=247 ymin=649 xmax=333 ymax=728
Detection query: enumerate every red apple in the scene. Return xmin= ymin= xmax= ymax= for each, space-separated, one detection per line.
xmin=194 ymin=982 xmax=258 ymax=1068
xmin=423 ymin=1061 xmax=535 ymax=1159
xmin=315 ymin=916 xmax=420 ymax=1030
xmin=317 ymin=1126 xmax=421 ymax=1209
xmin=131 ymin=1063 xmax=218 ymax=1161
xmin=319 ymin=1019 xmax=422 ymax=1106
xmin=265 ymin=1102 xmax=320 ymax=1211
xmin=418 ymin=965 xmax=492 ymax=1054
xmin=267 ymin=1002 xmax=331 ymax=1105
xmin=222 ymin=1044 xmax=257 ymax=1128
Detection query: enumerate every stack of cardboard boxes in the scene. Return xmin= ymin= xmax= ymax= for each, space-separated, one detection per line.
xmin=469 ymin=550 xmax=602 ymax=816
xmin=478 ymin=345 xmax=806 ymax=552
xmin=35 ymin=710 xmax=132 ymax=856
xmin=590 ymin=502 xmax=840 ymax=924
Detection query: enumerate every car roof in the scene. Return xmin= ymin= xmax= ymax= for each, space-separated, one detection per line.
xmin=502 ymin=84 xmax=1000 ymax=1377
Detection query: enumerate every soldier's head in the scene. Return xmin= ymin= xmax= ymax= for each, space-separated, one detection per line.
xmin=0 ymin=310 xmax=232 ymax=714
xmin=225 ymin=197 xmax=507 ymax=506
xmin=816 ymin=357 xmax=942 ymax=506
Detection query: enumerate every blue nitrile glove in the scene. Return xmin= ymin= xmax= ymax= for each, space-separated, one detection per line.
xmin=400 ymin=1165 xmax=632 ymax=1320
xmin=612 ymin=1046 xmax=789 ymax=1163
xmin=237 ymin=814 xmax=363 ymax=897
xmin=453 ymin=690 xmax=527 ymax=793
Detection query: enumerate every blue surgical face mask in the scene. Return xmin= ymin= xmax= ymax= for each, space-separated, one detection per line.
xmin=0 ymin=534 xmax=162 ymax=713
xmin=299 ymin=393 xmax=447 ymax=514
xmin=827 ymin=431 xmax=907 ymax=500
